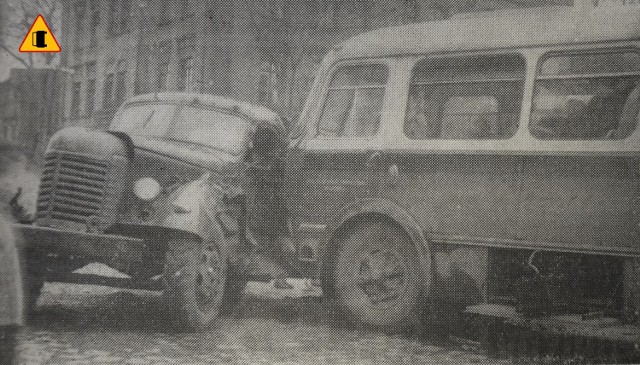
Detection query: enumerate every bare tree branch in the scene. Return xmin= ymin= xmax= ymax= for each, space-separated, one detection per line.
xmin=0 ymin=42 xmax=29 ymax=68
xmin=0 ymin=0 xmax=60 ymax=70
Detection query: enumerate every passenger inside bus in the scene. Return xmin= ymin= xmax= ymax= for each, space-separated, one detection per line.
xmin=404 ymin=54 xmax=525 ymax=140
xmin=532 ymin=79 xmax=640 ymax=140
xmin=531 ymin=51 xmax=640 ymax=140
xmin=586 ymin=79 xmax=639 ymax=139
xmin=439 ymin=96 xmax=499 ymax=139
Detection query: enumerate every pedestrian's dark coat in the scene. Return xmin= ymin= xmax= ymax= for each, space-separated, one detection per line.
xmin=0 ymin=212 xmax=23 ymax=327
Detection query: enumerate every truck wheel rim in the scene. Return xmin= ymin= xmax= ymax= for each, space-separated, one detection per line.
xmin=195 ymin=245 xmax=224 ymax=312
xmin=356 ymin=248 xmax=407 ymax=308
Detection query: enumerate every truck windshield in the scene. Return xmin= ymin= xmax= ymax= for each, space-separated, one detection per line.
xmin=110 ymin=103 xmax=254 ymax=155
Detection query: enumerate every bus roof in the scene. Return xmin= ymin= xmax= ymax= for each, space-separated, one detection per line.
xmin=335 ymin=5 xmax=640 ymax=60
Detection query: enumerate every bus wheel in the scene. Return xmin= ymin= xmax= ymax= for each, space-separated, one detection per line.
xmin=332 ymin=221 xmax=423 ymax=333
xmin=163 ymin=239 xmax=227 ymax=330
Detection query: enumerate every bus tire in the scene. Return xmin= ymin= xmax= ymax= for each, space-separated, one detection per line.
xmin=332 ymin=221 xmax=424 ymax=333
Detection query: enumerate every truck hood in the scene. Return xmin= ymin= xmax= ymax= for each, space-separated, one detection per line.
xmin=47 ymin=127 xmax=129 ymax=159
xmin=130 ymin=134 xmax=244 ymax=173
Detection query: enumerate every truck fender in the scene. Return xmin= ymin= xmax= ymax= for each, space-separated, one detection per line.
xmin=161 ymin=176 xmax=236 ymax=254
xmin=111 ymin=176 xmax=230 ymax=258
xmin=320 ymin=198 xmax=432 ymax=292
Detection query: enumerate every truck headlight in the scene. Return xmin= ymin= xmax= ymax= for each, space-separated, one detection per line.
xmin=134 ymin=177 xmax=161 ymax=201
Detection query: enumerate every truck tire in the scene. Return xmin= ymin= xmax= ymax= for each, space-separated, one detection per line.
xmin=163 ymin=238 xmax=227 ymax=330
xmin=332 ymin=221 xmax=424 ymax=333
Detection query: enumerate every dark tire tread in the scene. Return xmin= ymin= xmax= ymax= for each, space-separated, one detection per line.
xmin=163 ymin=239 xmax=227 ymax=330
xmin=331 ymin=220 xmax=426 ymax=333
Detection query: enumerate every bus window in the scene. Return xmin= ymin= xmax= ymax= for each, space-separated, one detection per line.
xmin=530 ymin=51 xmax=640 ymax=140
xmin=404 ymin=54 xmax=525 ymax=140
xmin=316 ymin=64 xmax=388 ymax=138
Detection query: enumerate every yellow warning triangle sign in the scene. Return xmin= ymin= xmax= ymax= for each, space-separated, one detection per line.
xmin=19 ymin=15 xmax=61 ymax=52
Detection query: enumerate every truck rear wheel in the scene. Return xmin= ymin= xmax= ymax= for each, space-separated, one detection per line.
xmin=332 ymin=221 xmax=424 ymax=333
xmin=163 ymin=238 xmax=227 ymax=330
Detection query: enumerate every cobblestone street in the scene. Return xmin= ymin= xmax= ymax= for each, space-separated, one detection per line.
xmin=15 ymin=279 xmax=503 ymax=364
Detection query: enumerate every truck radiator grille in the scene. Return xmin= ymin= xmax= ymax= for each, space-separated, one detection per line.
xmin=36 ymin=151 xmax=110 ymax=227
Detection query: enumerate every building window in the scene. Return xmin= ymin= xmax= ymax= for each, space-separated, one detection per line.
xmin=157 ymin=41 xmax=171 ymax=91
xmin=89 ymin=2 xmax=100 ymax=46
xmin=108 ymin=0 xmax=130 ymax=36
xmin=108 ymin=1 xmax=117 ymax=35
xmin=2 ymin=121 xmax=15 ymax=142
xmin=12 ymin=121 xmax=19 ymax=141
xmin=86 ymin=62 xmax=96 ymax=114
xmin=115 ymin=60 xmax=127 ymax=105
xmin=178 ymin=58 xmax=194 ymax=91
xmin=74 ymin=1 xmax=86 ymax=50
xmin=120 ymin=0 xmax=131 ymax=33
xmin=208 ymin=1 xmax=233 ymax=31
xmin=158 ymin=0 xmax=171 ymax=24
xmin=104 ymin=73 xmax=114 ymax=108
xmin=180 ymin=0 xmax=194 ymax=18
xmin=136 ymin=46 xmax=151 ymax=94
xmin=86 ymin=79 xmax=95 ymax=114
xmin=258 ymin=52 xmax=281 ymax=107
xmin=71 ymin=82 xmax=81 ymax=117
xmin=177 ymin=36 xmax=195 ymax=91
xmin=258 ymin=63 xmax=276 ymax=105
xmin=157 ymin=62 xmax=169 ymax=90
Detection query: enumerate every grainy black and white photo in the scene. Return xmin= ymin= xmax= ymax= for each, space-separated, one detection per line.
xmin=2 ymin=0 xmax=640 ymax=364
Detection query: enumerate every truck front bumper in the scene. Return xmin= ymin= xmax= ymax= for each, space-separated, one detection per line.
xmin=13 ymin=223 xmax=148 ymax=263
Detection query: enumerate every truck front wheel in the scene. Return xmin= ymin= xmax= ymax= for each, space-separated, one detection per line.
xmin=163 ymin=238 xmax=227 ymax=330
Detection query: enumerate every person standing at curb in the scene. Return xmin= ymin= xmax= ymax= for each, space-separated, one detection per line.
xmin=0 ymin=211 xmax=23 ymax=365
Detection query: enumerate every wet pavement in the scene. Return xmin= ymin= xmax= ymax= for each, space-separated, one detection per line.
xmin=16 ymin=279 xmax=504 ymax=364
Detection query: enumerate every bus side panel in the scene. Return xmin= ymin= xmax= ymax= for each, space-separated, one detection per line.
xmin=385 ymin=153 xmax=523 ymax=240
xmin=520 ymin=155 xmax=640 ymax=253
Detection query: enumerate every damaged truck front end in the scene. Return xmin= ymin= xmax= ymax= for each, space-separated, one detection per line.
xmin=14 ymin=92 xmax=286 ymax=329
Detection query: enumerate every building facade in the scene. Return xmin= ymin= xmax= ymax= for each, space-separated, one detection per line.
xmin=0 ymin=69 xmax=67 ymax=158
xmin=59 ymin=0 xmax=572 ymax=131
